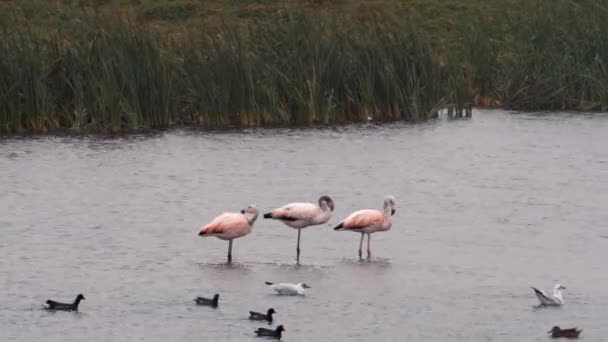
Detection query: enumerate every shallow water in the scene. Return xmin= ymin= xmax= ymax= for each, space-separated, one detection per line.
xmin=2 ymin=109 xmax=608 ymax=341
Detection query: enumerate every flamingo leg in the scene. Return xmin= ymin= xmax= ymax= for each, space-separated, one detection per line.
xmin=296 ymin=228 xmax=301 ymax=263
xmin=227 ymin=239 xmax=233 ymax=264
xmin=358 ymin=233 xmax=364 ymax=259
xmin=366 ymin=233 xmax=372 ymax=259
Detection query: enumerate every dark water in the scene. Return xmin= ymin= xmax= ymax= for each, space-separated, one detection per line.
xmin=2 ymin=110 xmax=608 ymax=342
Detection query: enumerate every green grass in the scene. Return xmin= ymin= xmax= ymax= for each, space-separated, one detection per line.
xmin=0 ymin=0 xmax=607 ymax=133
xmin=143 ymin=2 xmax=198 ymax=21
xmin=444 ymin=0 xmax=608 ymax=111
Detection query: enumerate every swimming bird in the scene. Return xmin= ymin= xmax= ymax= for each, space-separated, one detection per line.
xmin=531 ymin=284 xmax=566 ymax=306
xmin=194 ymin=294 xmax=219 ymax=308
xmin=254 ymin=325 xmax=285 ymax=339
xmin=333 ymin=195 xmax=396 ymax=259
xmin=265 ymin=281 xmax=310 ymax=296
xmin=263 ymin=196 xmax=334 ymax=263
xmin=548 ymin=326 xmax=582 ymax=338
xmin=44 ymin=294 xmax=85 ymax=312
xmin=198 ymin=205 xmax=259 ymax=263
xmin=249 ymin=308 xmax=276 ymax=324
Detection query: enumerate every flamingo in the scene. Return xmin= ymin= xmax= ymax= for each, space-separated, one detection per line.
xmin=263 ymin=196 xmax=334 ymax=263
xmin=198 ymin=205 xmax=258 ymax=263
xmin=333 ymin=195 xmax=396 ymax=259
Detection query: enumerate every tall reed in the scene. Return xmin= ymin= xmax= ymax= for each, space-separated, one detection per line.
xmin=2 ymin=0 xmax=607 ymax=134
xmin=0 ymin=8 xmax=451 ymax=133
xmin=446 ymin=0 xmax=608 ymax=111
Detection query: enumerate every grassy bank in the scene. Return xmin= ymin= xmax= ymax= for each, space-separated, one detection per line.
xmin=0 ymin=0 xmax=607 ymax=133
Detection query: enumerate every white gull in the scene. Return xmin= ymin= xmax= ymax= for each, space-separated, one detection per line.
xmin=531 ymin=283 xmax=566 ymax=306
xmin=265 ymin=282 xmax=310 ymax=296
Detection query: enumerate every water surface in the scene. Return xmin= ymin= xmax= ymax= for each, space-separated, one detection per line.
xmin=2 ymin=109 xmax=608 ymax=341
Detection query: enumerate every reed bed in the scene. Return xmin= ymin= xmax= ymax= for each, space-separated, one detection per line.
xmin=0 ymin=10 xmax=450 ymax=133
xmin=1 ymin=0 xmax=607 ymax=133
xmin=446 ymin=0 xmax=608 ymax=111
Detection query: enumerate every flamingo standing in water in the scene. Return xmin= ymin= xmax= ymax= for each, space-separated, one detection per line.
xmin=263 ymin=196 xmax=334 ymax=263
xmin=198 ymin=205 xmax=258 ymax=263
xmin=334 ymin=195 xmax=396 ymax=259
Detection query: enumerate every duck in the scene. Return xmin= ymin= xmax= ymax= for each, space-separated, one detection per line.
xmin=194 ymin=294 xmax=219 ymax=308
xmin=249 ymin=308 xmax=276 ymax=324
xmin=44 ymin=293 xmax=85 ymax=312
xmin=531 ymin=284 xmax=566 ymax=306
xmin=548 ymin=326 xmax=582 ymax=338
xmin=265 ymin=281 xmax=310 ymax=296
xmin=254 ymin=325 xmax=285 ymax=339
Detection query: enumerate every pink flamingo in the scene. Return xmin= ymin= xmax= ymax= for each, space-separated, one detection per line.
xmin=334 ymin=195 xmax=396 ymax=259
xmin=198 ymin=205 xmax=259 ymax=263
xmin=263 ymin=196 xmax=335 ymax=263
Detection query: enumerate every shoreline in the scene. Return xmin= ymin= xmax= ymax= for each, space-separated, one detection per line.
xmin=3 ymin=106 xmax=608 ymax=137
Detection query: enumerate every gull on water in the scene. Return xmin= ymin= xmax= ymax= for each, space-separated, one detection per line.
xmin=531 ymin=283 xmax=566 ymax=306
xmin=265 ymin=282 xmax=310 ymax=296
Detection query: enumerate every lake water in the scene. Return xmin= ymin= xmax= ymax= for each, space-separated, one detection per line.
xmin=1 ymin=109 xmax=608 ymax=342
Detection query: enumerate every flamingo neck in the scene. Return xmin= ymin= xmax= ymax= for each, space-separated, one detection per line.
xmin=317 ymin=207 xmax=332 ymax=222
xmin=244 ymin=212 xmax=258 ymax=224
xmin=383 ymin=205 xmax=393 ymax=218
xmin=553 ymin=288 xmax=564 ymax=303
xmin=320 ymin=203 xmax=331 ymax=213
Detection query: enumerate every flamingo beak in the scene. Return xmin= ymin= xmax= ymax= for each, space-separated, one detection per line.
xmin=391 ymin=209 xmax=396 ymax=215
xmin=240 ymin=209 xmax=245 ymax=214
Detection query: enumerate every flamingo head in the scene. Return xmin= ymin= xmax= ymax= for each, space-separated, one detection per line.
xmin=319 ymin=195 xmax=335 ymax=211
xmin=383 ymin=195 xmax=396 ymax=215
xmin=240 ymin=205 xmax=259 ymax=223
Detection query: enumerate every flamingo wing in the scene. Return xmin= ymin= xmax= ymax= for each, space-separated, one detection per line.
xmin=337 ymin=209 xmax=384 ymax=230
xmin=268 ymin=203 xmax=317 ymax=221
xmin=199 ymin=212 xmax=247 ymax=236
